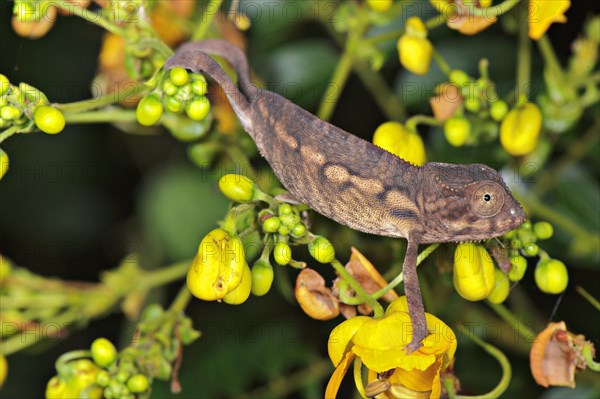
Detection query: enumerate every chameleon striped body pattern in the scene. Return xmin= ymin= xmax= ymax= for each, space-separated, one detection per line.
xmin=165 ymin=40 xmax=527 ymax=352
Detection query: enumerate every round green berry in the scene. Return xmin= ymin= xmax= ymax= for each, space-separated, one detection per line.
xmin=508 ymin=255 xmax=527 ymax=282
xmin=191 ymin=76 xmax=208 ymax=96
xmin=90 ymin=337 xmax=117 ymax=368
xmin=169 ymin=67 xmax=190 ymax=86
xmin=291 ymin=223 xmax=306 ymax=238
xmin=308 ymin=236 xmax=335 ymax=263
xmin=126 ymin=374 xmax=149 ymax=393
xmin=185 ymin=96 xmax=211 ymax=121
xmin=34 ymin=105 xmax=65 ymax=134
xmin=1 ymin=105 xmax=21 ymax=120
xmin=251 ymin=260 xmax=274 ymax=296
xmin=464 ymin=96 xmax=481 ymax=113
xmin=535 ymin=259 xmax=568 ymax=294
xmin=0 ymin=74 xmax=9 ymax=96
xmin=162 ymin=79 xmax=178 ymax=96
xmin=279 ymin=214 xmax=296 ymax=228
xmin=166 ymin=97 xmax=184 ymax=113
xmin=522 ymin=242 xmax=539 ymax=257
xmin=273 ymin=242 xmax=292 ymax=265
xmin=279 ymin=204 xmax=293 ymax=215
xmin=490 ymin=100 xmax=508 ymax=121
xmin=449 ymin=70 xmax=470 ymax=87
xmin=136 ymin=95 xmax=163 ymax=126
xmin=96 ymin=370 xmax=111 ymax=387
xmin=444 ymin=116 xmax=471 ymax=147
xmin=262 ymin=217 xmax=281 ymax=233
xmin=533 ymin=221 xmax=553 ymax=240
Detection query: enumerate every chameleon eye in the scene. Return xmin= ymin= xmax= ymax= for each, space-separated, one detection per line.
xmin=471 ymin=183 xmax=504 ymax=217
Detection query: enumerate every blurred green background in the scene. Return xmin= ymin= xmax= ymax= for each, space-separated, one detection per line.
xmin=0 ymin=1 xmax=598 ymax=398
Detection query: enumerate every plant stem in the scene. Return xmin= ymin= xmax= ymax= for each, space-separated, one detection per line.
xmin=433 ymin=49 xmax=452 ymax=77
xmin=487 ymin=302 xmax=535 ymax=340
xmin=342 ymin=243 xmax=440 ymax=306
xmin=537 ymin=34 xmax=564 ymax=80
xmin=582 ymin=343 xmax=600 ymax=372
xmin=446 ymin=324 xmax=512 ymax=399
xmin=516 ymin=0 xmax=531 ymax=100
xmin=353 ymin=60 xmax=406 ymax=121
xmin=364 ymin=16 xmax=446 ymax=45
xmin=0 ymin=125 xmax=23 ymax=144
xmin=576 ymin=286 xmax=600 ymax=311
xmin=169 ymin=283 xmax=193 ymax=313
xmin=55 ymin=1 xmax=124 ymax=36
xmin=406 ymin=115 xmax=442 ymax=132
xmin=64 ymin=110 xmax=139 ymax=124
xmin=57 ymin=83 xmax=146 ymax=113
xmin=459 ymin=0 xmax=520 ymax=17
xmin=192 ymin=0 xmax=224 ymax=41
xmin=318 ymin=15 xmax=369 ymax=121
xmin=331 ymin=259 xmax=384 ymax=318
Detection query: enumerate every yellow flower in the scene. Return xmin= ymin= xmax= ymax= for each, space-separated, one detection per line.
xmin=397 ymin=17 xmax=433 ymax=75
xmin=529 ymin=1 xmax=570 ymax=40
xmin=373 ymin=122 xmax=427 ymax=166
xmin=326 ymin=297 xmax=457 ymax=399
xmin=499 ymin=102 xmax=542 ymax=156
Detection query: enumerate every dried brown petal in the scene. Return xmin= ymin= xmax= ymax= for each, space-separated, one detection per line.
xmin=530 ymin=321 xmax=587 ymax=388
xmin=295 ymin=268 xmax=340 ymax=320
xmin=430 ymin=84 xmax=463 ymax=121
xmin=346 ymin=247 xmax=398 ymax=302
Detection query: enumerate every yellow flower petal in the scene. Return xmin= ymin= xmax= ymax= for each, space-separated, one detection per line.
xmin=328 ymin=316 xmax=370 ymax=367
xmin=529 ymin=0 xmax=570 ymax=40
xmin=390 ymin=358 xmax=442 ymax=396
xmin=325 ymin=351 xmax=355 ymax=399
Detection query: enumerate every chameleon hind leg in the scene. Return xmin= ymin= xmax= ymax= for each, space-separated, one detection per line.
xmin=403 ymin=238 xmax=428 ymax=353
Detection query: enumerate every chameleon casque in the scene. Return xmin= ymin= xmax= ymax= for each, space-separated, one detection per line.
xmin=165 ymin=39 xmax=527 ymax=352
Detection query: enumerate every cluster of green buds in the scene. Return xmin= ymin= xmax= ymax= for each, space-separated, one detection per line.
xmin=1 ymin=74 xmax=65 ymax=136
xmin=46 ymin=304 xmax=199 ymax=399
xmin=185 ymin=173 xmax=338 ymax=302
xmin=136 ymin=67 xmax=211 ymax=139
xmin=504 ymin=221 xmax=567 ymax=294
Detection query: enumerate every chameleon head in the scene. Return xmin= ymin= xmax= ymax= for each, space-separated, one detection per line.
xmin=420 ymin=162 xmax=527 ymax=243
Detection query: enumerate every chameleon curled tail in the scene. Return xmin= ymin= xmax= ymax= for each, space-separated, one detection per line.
xmin=164 ymin=40 xmax=527 ymax=353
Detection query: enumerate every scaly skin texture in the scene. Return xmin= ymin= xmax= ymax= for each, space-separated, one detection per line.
xmin=165 ymin=40 xmax=527 ymax=352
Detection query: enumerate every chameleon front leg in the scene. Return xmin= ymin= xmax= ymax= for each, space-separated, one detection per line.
xmin=403 ymin=238 xmax=428 ymax=353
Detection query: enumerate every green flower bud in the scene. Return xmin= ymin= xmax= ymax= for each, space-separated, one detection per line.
xmin=533 ymin=221 xmax=553 ymax=240
xmin=487 ymin=269 xmax=510 ymax=304
xmin=166 ymin=97 xmax=184 ymax=113
xmin=490 ymin=100 xmax=508 ymax=121
xmin=279 ymin=213 xmax=296 ymax=228
xmin=34 ymin=105 xmax=65 ymax=134
xmin=464 ymin=96 xmax=481 ymax=113
xmin=273 ymin=242 xmax=292 ymax=265
xmin=277 ymin=225 xmax=290 ymax=236
xmin=191 ymin=75 xmax=208 ymax=96
xmin=262 ymin=216 xmax=281 ymax=233
xmin=96 ymin=370 xmax=111 ymax=387
xmin=162 ymin=79 xmax=178 ymax=96
xmin=278 ymin=203 xmax=293 ymax=215
xmin=444 ymin=116 xmax=471 ymax=147
xmin=308 ymin=236 xmax=336 ymax=263
xmin=508 ymin=255 xmax=527 ymax=282
xmin=185 ymin=96 xmax=211 ymax=121
xmin=1 ymin=105 xmax=21 ymax=120
xmin=218 ymin=174 xmax=255 ymax=203
xmin=291 ymin=223 xmax=307 ymax=238
xmin=251 ymin=260 xmax=274 ymax=296
xmin=136 ymin=95 xmax=163 ymax=126
xmin=449 ymin=70 xmax=470 ymax=87
xmin=522 ymin=242 xmax=539 ymax=257
xmin=126 ymin=374 xmax=149 ymax=393
xmin=169 ymin=67 xmax=190 ymax=86
xmin=91 ymin=338 xmax=117 ymax=368
xmin=535 ymin=259 xmax=568 ymax=294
